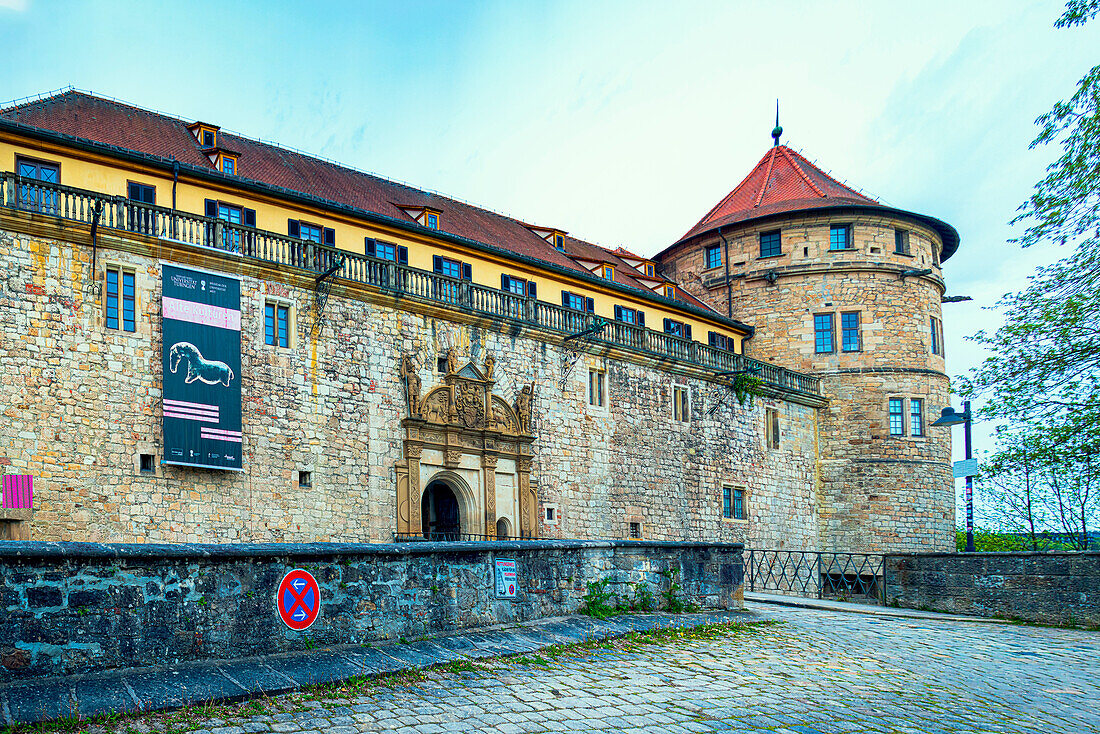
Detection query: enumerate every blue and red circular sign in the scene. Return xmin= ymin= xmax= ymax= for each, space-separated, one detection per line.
xmin=277 ymin=569 xmax=321 ymax=630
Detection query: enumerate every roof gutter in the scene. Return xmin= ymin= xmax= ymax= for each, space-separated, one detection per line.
xmin=0 ymin=118 xmax=756 ymax=335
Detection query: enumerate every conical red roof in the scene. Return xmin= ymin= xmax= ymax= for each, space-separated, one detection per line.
xmin=678 ymin=145 xmax=880 ymax=242
xmin=666 ymin=144 xmax=959 ymax=261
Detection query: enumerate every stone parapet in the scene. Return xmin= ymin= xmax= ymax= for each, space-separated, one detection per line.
xmin=0 ymin=539 xmax=744 ymax=681
xmin=885 ymin=552 xmax=1100 ymax=627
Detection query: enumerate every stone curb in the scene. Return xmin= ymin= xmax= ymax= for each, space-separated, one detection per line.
xmin=744 ymin=591 xmax=1012 ymax=624
xmin=0 ymin=610 xmax=750 ymax=725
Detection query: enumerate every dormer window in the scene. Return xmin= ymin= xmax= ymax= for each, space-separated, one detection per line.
xmin=220 ymin=155 xmax=237 ymax=176
xmin=554 ymin=233 xmax=565 ymax=251
xmin=188 ymin=121 xmax=221 ymax=149
xmin=645 ymin=264 xmax=655 ymax=277
xmin=602 ymin=265 xmax=614 ymax=280
xmin=664 ymin=284 xmax=676 ymax=299
xmin=426 ymin=212 xmax=439 ymax=230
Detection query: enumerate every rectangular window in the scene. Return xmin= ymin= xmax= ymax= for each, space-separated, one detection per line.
xmin=105 ymin=266 xmax=136 ymax=332
xmin=759 ymin=230 xmax=782 ymax=258
xmin=201 ymin=129 xmax=216 ymax=147
xmin=829 ymin=224 xmax=851 ymax=251
xmin=663 ymin=319 xmax=691 ymax=339
xmin=722 ymin=486 xmax=733 ymax=519
xmin=298 ymin=470 xmax=312 ymax=488
xmin=127 ymin=182 xmax=155 ymax=204
xmin=614 ymin=305 xmax=640 ymax=325
xmin=588 ymin=369 xmax=606 ymax=408
xmin=629 ymin=522 xmax=642 ymax=539
xmin=708 ymin=331 xmax=734 ymax=351
xmin=930 ymin=316 xmax=943 ymax=356
xmin=673 ymin=386 xmax=689 ymax=422
xmin=439 ymin=257 xmax=461 ymax=278
xmin=501 ymin=274 xmax=529 ymax=296
xmin=910 ymin=398 xmax=924 ymax=437
xmin=705 ymin=245 xmax=722 ymax=270
xmin=16 ymin=156 xmax=60 ymax=213
xmin=894 ymin=229 xmax=910 ymax=255
xmin=814 ymin=313 xmax=835 ymax=353
xmin=265 ymin=302 xmax=290 ymax=347
xmin=364 ymin=238 xmax=407 ymax=264
xmin=841 ymin=312 xmax=861 ymax=352
xmin=554 ymin=233 xmax=565 ymax=251
xmin=127 ymin=182 xmax=156 ymax=234
xmin=426 ymin=212 xmax=439 ymax=230
xmin=765 ymin=407 xmax=780 ymax=449
xmin=300 ymin=222 xmax=324 ymax=244
xmin=889 ymin=398 xmax=906 ymax=436
xmin=733 ymin=488 xmax=745 ymax=520
xmin=602 ymin=265 xmax=614 ymax=280
xmin=563 ymin=292 xmax=594 ymax=312
xmin=221 ymin=156 xmax=236 ymax=176
xmin=645 ymin=263 xmax=655 ymax=277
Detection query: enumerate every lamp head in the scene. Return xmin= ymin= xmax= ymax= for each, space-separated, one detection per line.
xmin=932 ymin=406 xmax=968 ymax=427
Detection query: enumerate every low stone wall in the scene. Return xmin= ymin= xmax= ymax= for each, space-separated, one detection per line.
xmin=0 ymin=539 xmax=742 ymax=682
xmin=885 ymin=552 xmax=1100 ymax=627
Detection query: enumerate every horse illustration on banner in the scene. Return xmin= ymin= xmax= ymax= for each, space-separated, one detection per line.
xmin=168 ymin=342 xmax=235 ymax=387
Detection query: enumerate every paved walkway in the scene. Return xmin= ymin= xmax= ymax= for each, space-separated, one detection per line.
xmin=34 ymin=601 xmax=1098 ymax=734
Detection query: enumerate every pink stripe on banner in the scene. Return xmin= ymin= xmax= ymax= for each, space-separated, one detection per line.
xmin=2 ymin=475 xmax=33 ymax=509
xmin=163 ymin=405 xmax=219 ymax=418
xmin=164 ymin=399 xmax=220 ymax=412
xmin=164 ymin=410 xmax=219 ymax=423
xmin=201 ymin=428 xmax=243 ymax=443
xmin=163 ymin=297 xmax=241 ymax=331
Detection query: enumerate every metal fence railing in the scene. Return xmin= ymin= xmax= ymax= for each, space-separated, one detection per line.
xmin=745 ymin=549 xmax=886 ymax=605
xmin=0 ymin=171 xmax=822 ymax=398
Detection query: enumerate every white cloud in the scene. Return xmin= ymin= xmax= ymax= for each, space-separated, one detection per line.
xmin=0 ymin=0 xmax=28 ymax=11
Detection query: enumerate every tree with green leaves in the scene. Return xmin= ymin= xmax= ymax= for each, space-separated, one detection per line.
xmin=979 ymin=428 xmax=1051 ymax=550
xmin=962 ymin=1 xmax=1100 ymax=429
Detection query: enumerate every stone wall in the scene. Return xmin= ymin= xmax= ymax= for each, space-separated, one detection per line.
xmin=885 ymin=552 xmax=1100 ymax=627
xmin=657 ymin=212 xmax=954 ymax=552
xmin=0 ymin=539 xmax=744 ymax=681
xmin=0 ymin=222 xmax=819 ymax=548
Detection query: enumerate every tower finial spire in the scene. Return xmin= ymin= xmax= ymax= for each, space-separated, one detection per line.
xmin=771 ymin=100 xmax=783 ymax=147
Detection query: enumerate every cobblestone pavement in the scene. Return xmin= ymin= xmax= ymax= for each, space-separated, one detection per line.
xmin=117 ymin=604 xmax=1100 ymax=734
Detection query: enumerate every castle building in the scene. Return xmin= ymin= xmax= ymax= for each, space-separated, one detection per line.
xmin=0 ymin=91 xmax=957 ymax=552
xmin=654 ymin=130 xmax=958 ymax=551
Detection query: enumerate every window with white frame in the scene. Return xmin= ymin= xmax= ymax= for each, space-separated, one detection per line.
xmin=673 ymin=385 xmax=689 ymax=423
xmin=588 ymin=369 xmax=606 ymax=408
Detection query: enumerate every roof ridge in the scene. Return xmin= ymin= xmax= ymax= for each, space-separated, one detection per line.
xmin=4 ymin=89 xmax=632 ymax=254
xmin=779 ymin=146 xmax=825 ymax=198
xmin=753 ymin=147 xmax=779 ymax=208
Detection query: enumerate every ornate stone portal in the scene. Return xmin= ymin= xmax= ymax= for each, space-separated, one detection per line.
xmin=396 ymin=353 xmax=537 ymax=539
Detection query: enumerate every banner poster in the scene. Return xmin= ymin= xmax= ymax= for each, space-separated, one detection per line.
xmin=161 ymin=264 xmax=243 ymax=471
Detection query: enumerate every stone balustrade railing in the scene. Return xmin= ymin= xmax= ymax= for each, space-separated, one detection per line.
xmin=0 ymin=171 xmax=821 ymax=397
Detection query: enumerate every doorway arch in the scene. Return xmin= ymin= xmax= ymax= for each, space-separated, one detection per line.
xmin=496 ymin=517 xmax=512 ymax=540
xmin=422 ymin=481 xmax=461 ymax=540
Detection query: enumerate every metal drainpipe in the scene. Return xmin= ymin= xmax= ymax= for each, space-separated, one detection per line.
xmin=719 ymin=227 xmax=733 ymax=318
xmin=171 ymin=158 xmax=180 ymax=239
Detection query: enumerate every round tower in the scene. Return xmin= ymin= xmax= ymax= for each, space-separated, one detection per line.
xmin=655 ymin=139 xmax=959 ymax=553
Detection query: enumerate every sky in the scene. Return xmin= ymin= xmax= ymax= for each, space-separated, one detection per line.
xmin=3 ymin=0 xmax=1098 ymax=526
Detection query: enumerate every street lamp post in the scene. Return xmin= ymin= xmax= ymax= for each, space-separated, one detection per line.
xmin=932 ymin=400 xmax=975 ymax=553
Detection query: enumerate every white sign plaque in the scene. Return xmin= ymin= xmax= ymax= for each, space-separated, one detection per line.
xmin=495 ymin=558 xmax=517 ymax=598
xmin=953 ymin=458 xmax=978 ymax=478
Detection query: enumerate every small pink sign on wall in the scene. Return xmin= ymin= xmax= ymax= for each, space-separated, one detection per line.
xmin=2 ymin=475 xmax=32 ymax=509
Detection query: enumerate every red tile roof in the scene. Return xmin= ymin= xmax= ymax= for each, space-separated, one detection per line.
xmin=679 ymin=145 xmax=881 ymax=243
xmin=666 ymin=145 xmax=959 ymax=261
xmin=1 ymin=90 xmax=730 ymax=317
